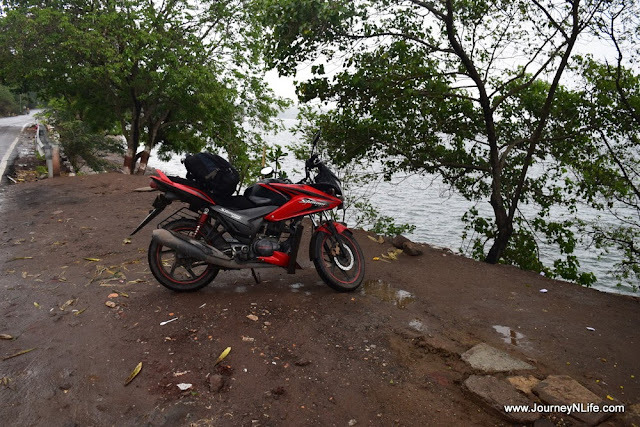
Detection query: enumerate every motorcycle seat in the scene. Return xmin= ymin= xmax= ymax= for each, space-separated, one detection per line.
xmin=166 ymin=175 xmax=256 ymax=210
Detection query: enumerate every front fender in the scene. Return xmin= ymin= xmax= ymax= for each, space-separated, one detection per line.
xmin=308 ymin=221 xmax=352 ymax=261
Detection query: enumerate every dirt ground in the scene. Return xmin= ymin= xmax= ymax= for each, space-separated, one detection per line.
xmin=1 ymin=136 xmax=639 ymax=426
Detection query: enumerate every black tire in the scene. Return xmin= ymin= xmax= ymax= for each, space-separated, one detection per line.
xmin=312 ymin=230 xmax=365 ymax=292
xmin=148 ymin=219 xmax=219 ymax=292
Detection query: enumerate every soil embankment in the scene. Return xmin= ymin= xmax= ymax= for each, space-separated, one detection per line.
xmin=0 ymin=146 xmax=638 ymax=425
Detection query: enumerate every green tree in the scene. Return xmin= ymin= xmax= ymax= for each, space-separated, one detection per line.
xmin=0 ymin=84 xmax=18 ymax=116
xmin=259 ymin=0 xmax=639 ymax=285
xmin=0 ymin=0 xmax=286 ymax=177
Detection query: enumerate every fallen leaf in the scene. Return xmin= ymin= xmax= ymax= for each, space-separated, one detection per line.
xmin=0 ymin=334 xmax=13 ymax=340
xmin=59 ymin=299 xmax=77 ymax=311
xmin=606 ymin=395 xmax=614 ymax=401
xmin=73 ymin=308 xmax=87 ymax=316
xmin=367 ymin=235 xmax=384 ymax=244
xmin=114 ymin=290 xmax=129 ymax=298
xmin=215 ymin=347 xmax=231 ymax=365
xmin=127 ymin=279 xmax=145 ymax=284
xmin=108 ymin=293 xmax=119 ymax=298
xmin=33 ymin=302 xmax=40 ymax=309
xmin=124 ymin=362 xmax=142 ymax=386
xmin=123 ymin=238 xmax=132 ymax=245
xmin=22 ymin=272 xmax=27 ymax=279
xmin=10 ymin=256 xmax=33 ymax=261
xmin=372 ymin=257 xmax=380 ymax=261
xmin=84 ymin=257 xmax=101 ymax=262
xmin=177 ymin=383 xmax=192 ymax=391
xmin=2 ymin=348 xmax=37 ymax=361
xmin=105 ymin=301 xmax=116 ymax=308
xmin=246 ymin=314 xmax=259 ymax=322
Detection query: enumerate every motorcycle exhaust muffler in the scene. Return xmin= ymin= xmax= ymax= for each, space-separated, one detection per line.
xmin=151 ymin=229 xmax=274 ymax=270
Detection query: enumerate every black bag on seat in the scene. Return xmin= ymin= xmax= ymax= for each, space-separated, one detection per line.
xmin=184 ymin=153 xmax=239 ymax=197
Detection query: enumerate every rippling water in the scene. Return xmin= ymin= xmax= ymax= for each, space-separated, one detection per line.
xmin=148 ymin=120 xmax=637 ymax=296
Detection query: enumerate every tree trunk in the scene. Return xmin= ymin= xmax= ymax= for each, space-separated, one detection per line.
xmin=485 ymin=192 xmax=513 ymax=264
xmin=123 ymin=146 xmax=135 ymax=174
xmin=136 ymin=148 xmax=151 ymax=175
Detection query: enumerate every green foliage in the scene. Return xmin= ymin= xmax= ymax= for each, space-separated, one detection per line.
xmin=0 ymin=0 xmax=288 ymax=174
xmin=259 ymin=0 xmax=640 ymax=288
xmin=0 ymin=84 xmax=18 ymax=116
xmin=43 ymin=100 xmax=124 ymax=172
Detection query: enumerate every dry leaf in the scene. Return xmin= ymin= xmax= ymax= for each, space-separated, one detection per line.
xmin=59 ymin=299 xmax=77 ymax=311
xmin=74 ymin=308 xmax=87 ymax=316
xmin=108 ymin=293 xmax=119 ymax=298
xmin=123 ymin=238 xmax=132 ymax=245
xmin=124 ymin=362 xmax=142 ymax=386
xmin=105 ymin=301 xmax=116 ymax=308
xmin=246 ymin=314 xmax=259 ymax=321
xmin=33 ymin=302 xmax=41 ymax=309
xmin=22 ymin=272 xmax=27 ymax=279
xmin=0 ymin=334 xmax=14 ymax=340
xmin=2 ymin=348 xmax=36 ymax=361
xmin=215 ymin=347 xmax=231 ymax=365
xmin=10 ymin=256 xmax=33 ymax=261
xmin=84 ymin=257 xmax=101 ymax=262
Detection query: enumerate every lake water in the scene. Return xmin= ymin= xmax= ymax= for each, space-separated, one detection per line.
xmin=148 ymin=119 xmax=638 ymax=296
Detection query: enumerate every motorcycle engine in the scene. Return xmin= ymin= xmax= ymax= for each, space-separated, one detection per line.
xmin=252 ymin=238 xmax=280 ymax=257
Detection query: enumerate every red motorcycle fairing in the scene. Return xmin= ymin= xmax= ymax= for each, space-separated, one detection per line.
xmin=261 ymin=182 xmax=343 ymax=222
xmin=151 ymin=170 xmax=216 ymax=205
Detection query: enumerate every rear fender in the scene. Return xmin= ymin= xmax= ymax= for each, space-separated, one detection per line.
xmin=308 ymin=221 xmax=351 ymax=261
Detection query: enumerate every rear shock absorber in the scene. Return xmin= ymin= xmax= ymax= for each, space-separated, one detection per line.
xmin=194 ymin=208 xmax=210 ymax=238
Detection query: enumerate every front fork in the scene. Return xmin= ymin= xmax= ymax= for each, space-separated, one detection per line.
xmin=308 ymin=212 xmax=350 ymax=261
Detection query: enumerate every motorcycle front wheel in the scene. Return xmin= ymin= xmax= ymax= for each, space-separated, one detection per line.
xmin=148 ymin=219 xmax=219 ymax=292
xmin=313 ymin=230 xmax=365 ymax=292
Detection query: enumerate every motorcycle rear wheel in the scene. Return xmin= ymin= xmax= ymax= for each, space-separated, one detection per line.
xmin=313 ymin=230 xmax=365 ymax=292
xmin=148 ymin=219 xmax=219 ymax=292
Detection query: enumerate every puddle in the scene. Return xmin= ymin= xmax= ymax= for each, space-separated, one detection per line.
xmin=493 ymin=325 xmax=526 ymax=346
xmin=361 ymin=280 xmax=415 ymax=309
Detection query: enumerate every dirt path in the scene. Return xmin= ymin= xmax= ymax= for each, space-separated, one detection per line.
xmin=0 ymin=167 xmax=638 ymax=425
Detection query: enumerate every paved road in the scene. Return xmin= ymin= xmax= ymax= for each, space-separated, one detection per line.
xmin=0 ymin=111 xmax=37 ymax=183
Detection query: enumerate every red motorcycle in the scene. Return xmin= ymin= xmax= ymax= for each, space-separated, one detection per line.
xmin=131 ymin=133 xmax=365 ymax=292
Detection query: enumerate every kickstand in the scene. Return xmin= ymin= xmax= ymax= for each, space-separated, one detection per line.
xmin=251 ymin=268 xmax=261 ymax=284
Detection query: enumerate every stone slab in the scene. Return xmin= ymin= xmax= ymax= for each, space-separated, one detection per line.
xmin=507 ymin=375 xmax=541 ymax=395
xmin=464 ymin=375 xmax=540 ymax=423
xmin=461 ymin=343 xmax=535 ymax=373
xmin=532 ymin=375 xmax=613 ymax=425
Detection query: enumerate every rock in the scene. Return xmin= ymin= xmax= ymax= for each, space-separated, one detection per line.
xmin=532 ymin=375 xmax=612 ymax=425
xmin=391 ymin=235 xmax=411 ymax=249
xmin=402 ymin=241 xmax=423 ymax=256
xmin=461 ymin=343 xmax=535 ymax=373
xmin=463 ymin=375 xmax=540 ymax=423
xmin=208 ymin=374 xmax=224 ymax=393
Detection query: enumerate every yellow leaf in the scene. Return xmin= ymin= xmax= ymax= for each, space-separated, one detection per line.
xmin=10 ymin=256 xmax=33 ymax=261
xmin=123 ymin=238 xmax=132 ymax=245
xmin=84 ymin=257 xmax=101 ymax=262
xmin=33 ymin=302 xmax=40 ymax=309
xmin=74 ymin=308 xmax=87 ymax=316
xmin=124 ymin=362 xmax=143 ymax=386
xmin=372 ymin=257 xmax=380 ymax=261
xmin=606 ymin=395 xmax=614 ymax=401
xmin=215 ymin=347 xmax=232 ymax=365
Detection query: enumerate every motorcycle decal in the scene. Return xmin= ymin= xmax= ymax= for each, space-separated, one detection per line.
xmin=299 ymin=198 xmax=329 ymax=207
